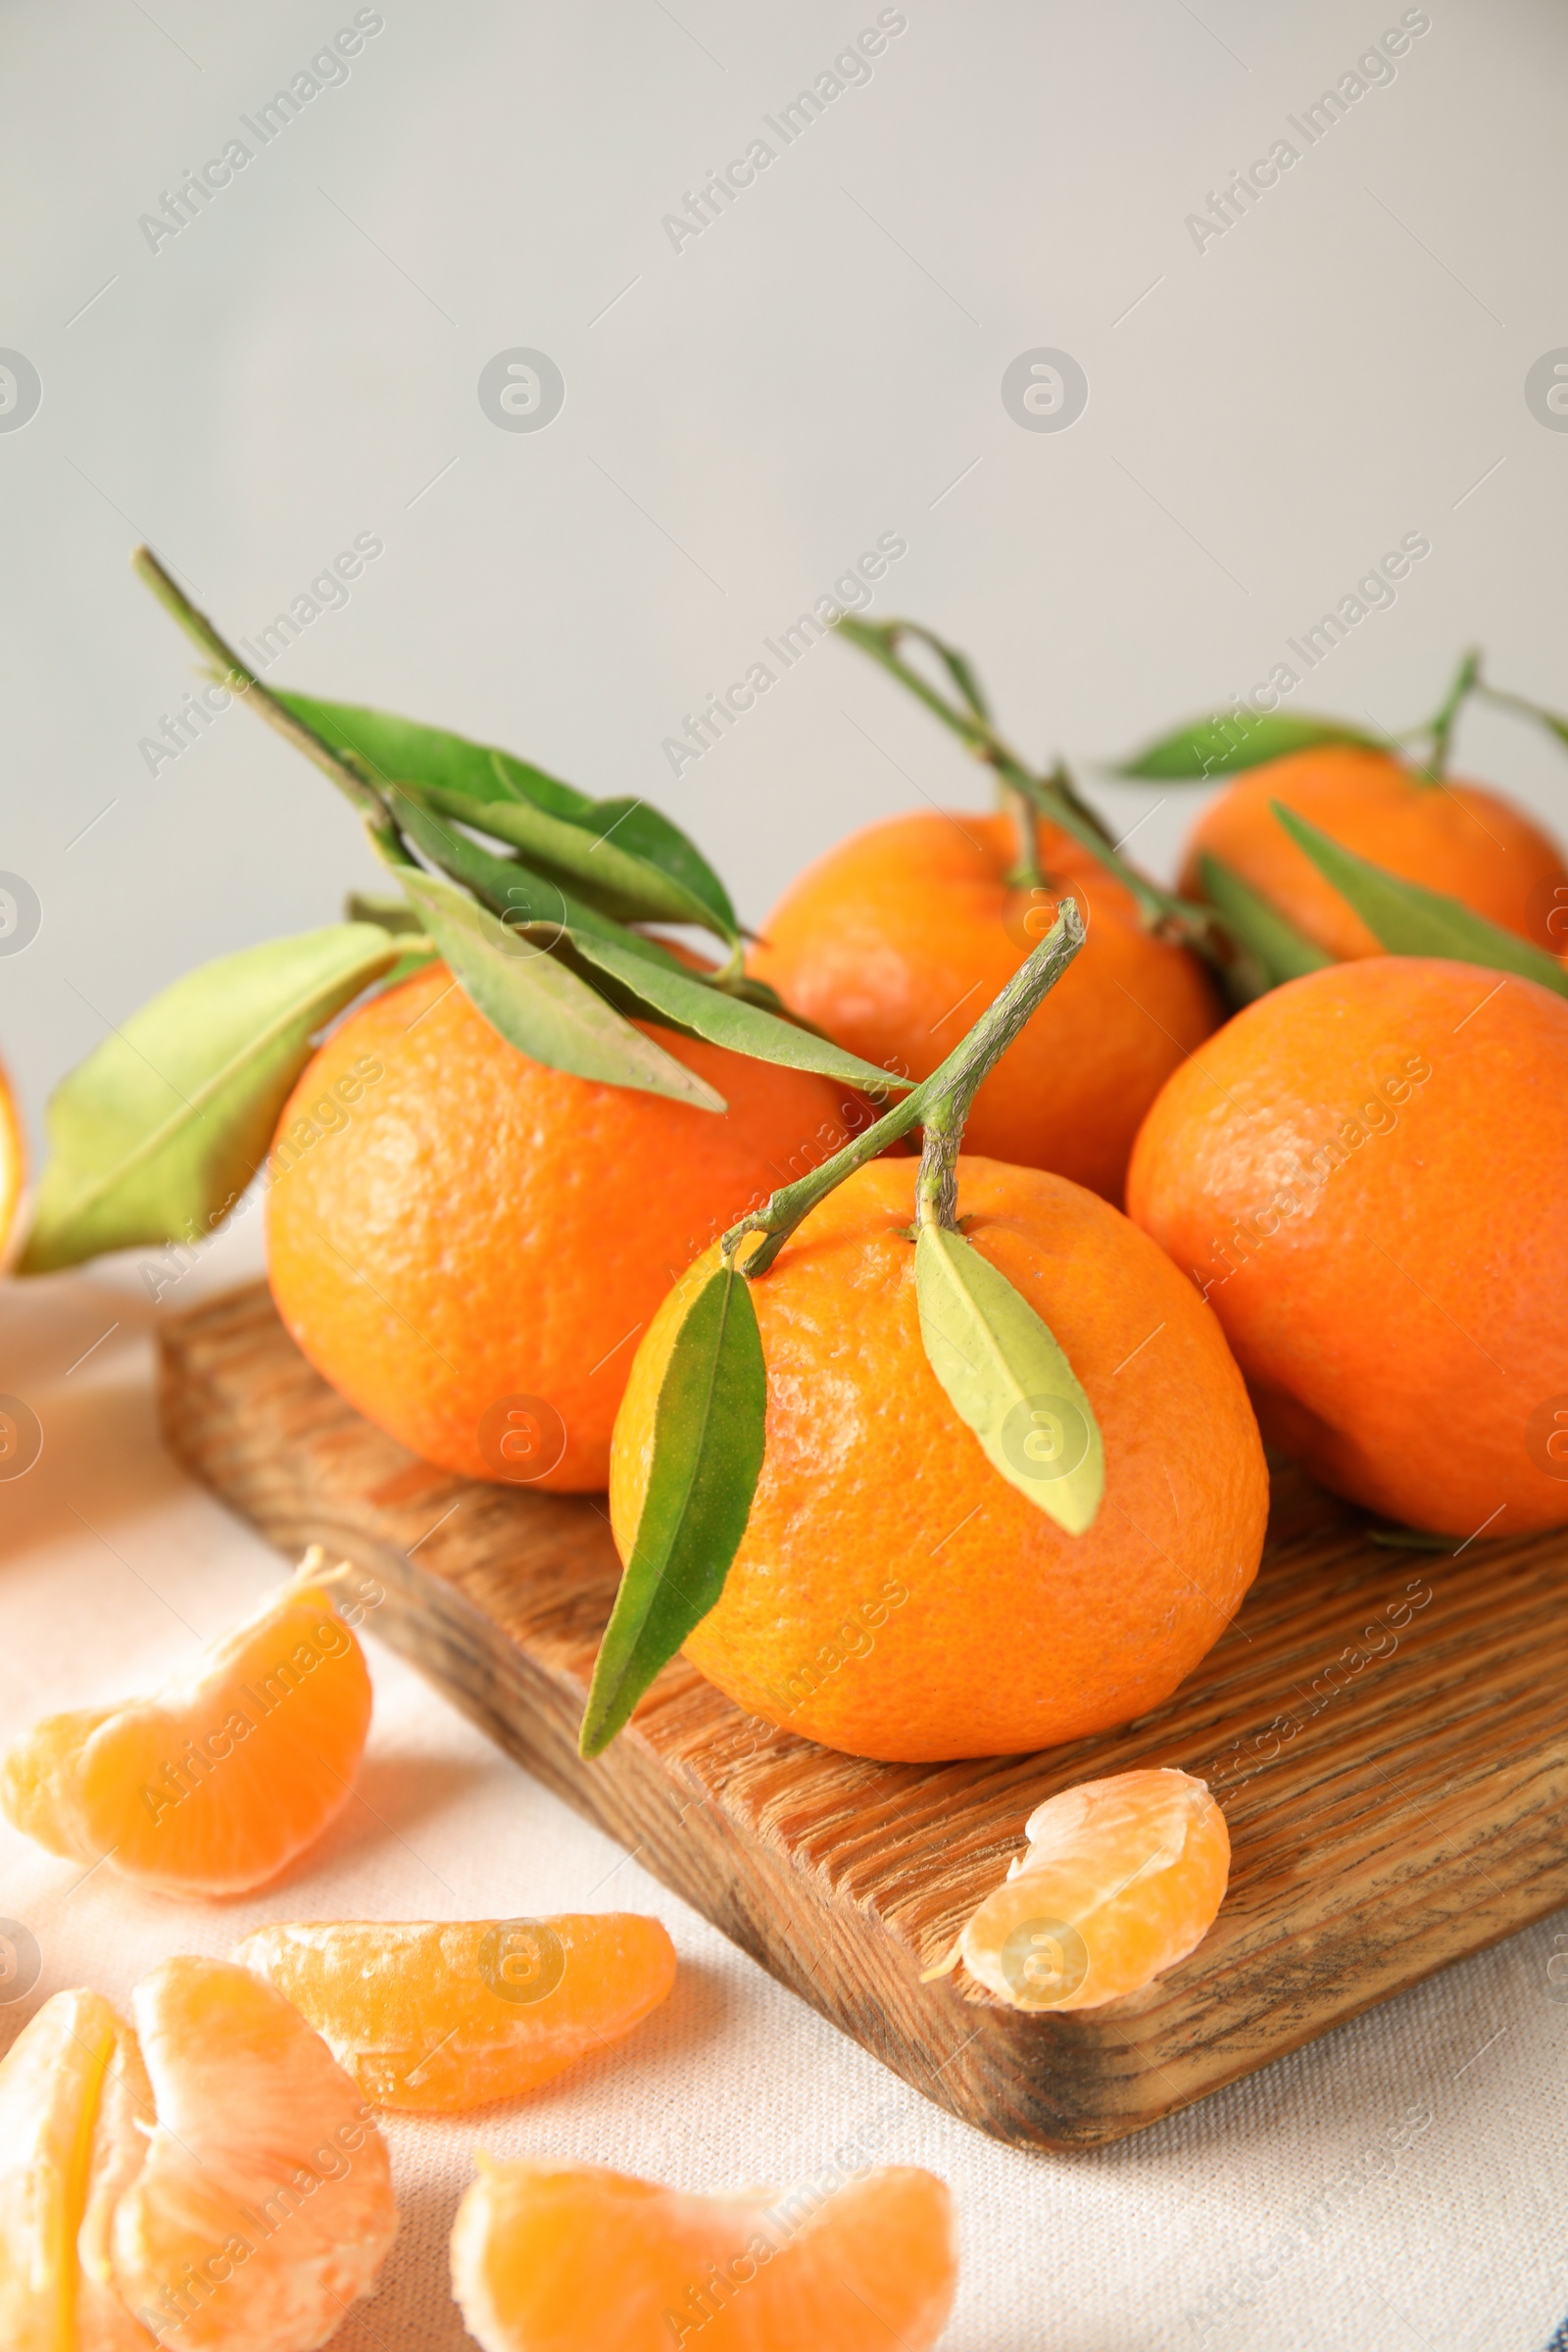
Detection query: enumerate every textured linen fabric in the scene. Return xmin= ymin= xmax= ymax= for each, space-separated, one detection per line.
xmin=1 ymin=1242 xmax=1563 ymax=2352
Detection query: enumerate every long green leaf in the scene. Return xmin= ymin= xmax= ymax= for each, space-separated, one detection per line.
xmin=388 ymin=791 xmax=668 ymax=962
xmin=1118 ymin=710 xmax=1383 ymax=780
xmin=1270 ymin=805 xmax=1568 ymax=999
xmin=397 ymin=869 xmax=725 ymax=1107
xmin=914 ymin=1224 xmax=1103 ymax=1535
xmin=275 ymin=690 xmax=737 ymax=938
xmin=1198 ymin=851 xmax=1332 ymax=997
xmin=575 ymin=797 xmax=737 ymax=937
xmin=21 ymin=925 xmax=400 ymax=1273
xmin=413 ymin=787 xmax=732 ymax=937
xmin=275 ymin=691 xmax=593 ymax=819
xmin=564 ymin=929 xmax=916 ymax=1096
xmin=580 ymin=1262 xmax=766 ymax=1755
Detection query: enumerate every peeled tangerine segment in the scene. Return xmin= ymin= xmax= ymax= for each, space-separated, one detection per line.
xmin=0 ymin=1959 xmax=395 ymax=2352
xmin=0 ymin=1553 xmax=371 ymax=1896
xmin=451 ymin=2157 xmax=956 ymax=2352
xmin=954 ymin=1767 xmax=1230 ymax=2011
xmin=231 ymin=1915 xmax=677 ymax=2112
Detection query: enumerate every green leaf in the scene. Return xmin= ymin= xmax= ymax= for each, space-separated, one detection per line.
xmin=387 ymin=790 xmax=665 ymax=961
xmin=1270 ymin=804 xmax=1568 ymax=999
xmin=575 ymin=797 xmax=738 ymax=939
xmin=413 ymin=787 xmax=734 ymax=938
xmin=397 ymin=868 xmax=726 ymax=1107
xmin=275 ymin=692 xmax=594 ymax=820
xmin=21 ymin=925 xmax=400 ymax=1274
xmin=580 ymin=1262 xmax=766 ymax=1755
xmin=914 ymin=1223 xmax=1103 ymax=1535
xmin=1197 ymin=851 xmax=1332 ymax=997
xmin=1117 ymin=710 xmax=1383 ymax=780
xmin=564 ymin=928 xmax=916 ymax=1097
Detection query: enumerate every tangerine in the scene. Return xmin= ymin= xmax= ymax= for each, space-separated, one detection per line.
xmin=1 ymin=1554 xmax=370 ymax=1897
xmin=232 ymin=1914 xmax=676 ymax=2111
xmin=266 ymin=960 xmax=859 ymax=1491
xmin=1180 ymin=744 xmax=1567 ymax=961
xmin=449 ymin=2154 xmax=956 ymax=2352
xmin=611 ymin=1154 xmax=1267 ymax=1761
xmin=749 ymin=811 xmax=1221 ymax=1201
xmin=933 ymin=1767 xmax=1229 ymax=2010
xmin=0 ymin=1957 xmax=396 ymax=2352
xmin=1126 ymin=956 xmax=1568 ymax=1536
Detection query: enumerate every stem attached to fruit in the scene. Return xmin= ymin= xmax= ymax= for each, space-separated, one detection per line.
xmin=1417 ymin=646 xmax=1482 ymax=782
xmin=131 ymin=547 xmax=413 ymax=869
xmin=838 ymin=615 xmax=1224 ymax=961
xmin=722 ymin=899 xmax=1085 ymax=1276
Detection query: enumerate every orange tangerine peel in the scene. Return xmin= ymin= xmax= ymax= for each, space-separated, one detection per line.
xmin=928 ymin=1767 xmax=1229 ymax=2011
xmin=0 ymin=1956 xmax=396 ymax=2352
xmin=0 ymin=1550 xmax=371 ymax=1898
xmin=450 ymin=2154 xmax=956 ymax=2352
xmin=232 ymin=1914 xmax=677 ymax=2112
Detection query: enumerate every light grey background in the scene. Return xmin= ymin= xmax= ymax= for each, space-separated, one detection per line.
xmin=3 ymin=0 xmax=1568 ymax=1145
xmin=3 ymin=6 xmax=1568 ymax=2348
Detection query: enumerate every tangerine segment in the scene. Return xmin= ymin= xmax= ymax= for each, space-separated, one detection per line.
xmin=0 ymin=1984 xmax=154 ymax=2352
xmin=612 ymin=1155 xmax=1267 ymax=1762
xmin=110 ymin=1956 xmax=396 ymax=2352
xmin=450 ymin=2156 xmax=956 ymax=2352
xmin=1180 ymin=745 xmax=1567 ymax=961
xmin=951 ymin=1769 xmax=1229 ymax=2011
xmin=231 ymin=1915 xmax=677 ymax=2112
xmin=0 ymin=1555 xmax=371 ymax=1898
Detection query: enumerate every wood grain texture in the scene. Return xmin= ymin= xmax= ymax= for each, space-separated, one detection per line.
xmin=158 ymin=1279 xmax=1568 ymax=2151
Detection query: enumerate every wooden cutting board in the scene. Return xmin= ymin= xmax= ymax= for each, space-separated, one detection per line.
xmin=157 ymin=1280 xmax=1568 ymax=2152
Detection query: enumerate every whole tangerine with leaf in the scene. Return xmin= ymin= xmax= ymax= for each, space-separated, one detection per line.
xmin=1127 ymin=953 xmax=1568 ymax=1539
xmin=16 ymin=553 xmax=907 ymax=1497
xmin=750 ymin=620 xmax=1224 ymax=1203
xmin=1120 ymin=653 xmax=1568 ymax=980
xmin=586 ymin=904 xmax=1269 ymax=1766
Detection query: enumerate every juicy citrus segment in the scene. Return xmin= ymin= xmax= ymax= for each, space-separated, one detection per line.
xmin=0 ymin=1055 xmax=24 ymax=1262
xmin=0 ymin=1985 xmax=152 ymax=2352
xmin=231 ymin=1915 xmax=677 ymax=2112
xmin=0 ymin=1554 xmax=371 ymax=1897
xmin=450 ymin=2156 xmax=956 ymax=2352
xmin=948 ymin=1768 xmax=1229 ymax=2011
xmin=109 ymin=1957 xmax=396 ymax=2352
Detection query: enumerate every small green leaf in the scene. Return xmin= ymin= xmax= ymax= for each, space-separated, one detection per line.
xmin=1197 ymin=851 xmax=1332 ymax=997
xmin=397 ymin=868 xmax=726 ymax=1107
xmin=576 ymin=797 xmax=738 ymax=939
xmin=21 ymin=925 xmax=400 ymax=1273
xmin=581 ymin=1263 xmax=766 ymax=1755
xmin=565 ymin=928 xmax=916 ymax=1097
xmin=1117 ymin=710 xmax=1383 ymax=780
xmin=387 ymin=790 xmax=664 ymax=961
xmin=414 ymin=788 xmax=733 ymax=938
xmin=275 ymin=692 xmax=594 ymax=820
xmin=914 ymin=1223 xmax=1103 ymax=1535
xmin=1270 ymin=804 xmax=1568 ymax=999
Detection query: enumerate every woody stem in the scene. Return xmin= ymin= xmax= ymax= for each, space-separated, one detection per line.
xmin=723 ymin=900 xmax=1085 ymax=1278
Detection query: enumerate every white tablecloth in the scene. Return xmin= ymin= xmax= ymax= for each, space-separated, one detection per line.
xmin=3 ymin=1235 xmax=1562 ymax=2352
